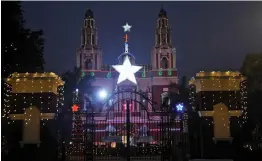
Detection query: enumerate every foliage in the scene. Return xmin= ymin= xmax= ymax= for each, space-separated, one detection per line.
xmin=241 ymin=53 xmax=262 ymax=91
xmin=241 ymin=53 xmax=262 ymax=152
xmin=61 ymin=67 xmax=94 ymax=111
xmin=167 ymin=77 xmax=190 ymax=111
xmin=179 ymin=76 xmax=187 ymax=89
xmin=241 ymin=53 xmax=262 ymax=122
xmin=2 ymin=1 xmax=45 ymax=77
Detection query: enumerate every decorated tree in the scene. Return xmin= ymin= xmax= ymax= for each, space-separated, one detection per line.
xmin=241 ymin=53 xmax=262 ymax=125
xmin=2 ymin=1 xmax=45 ymax=77
xmin=61 ymin=67 xmax=94 ymax=142
xmin=240 ymin=53 xmax=262 ymax=153
xmin=61 ymin=67 xmax=94 ymax=111
xmin=241 ymin=53 xmax=262 ymax=91
xmin=2 ymin=2 xmax=45 ymax=159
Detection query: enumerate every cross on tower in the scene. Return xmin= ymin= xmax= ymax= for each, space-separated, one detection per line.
xmin=124 ymin=34 xmax=128 ymax=43
xmin=198 ymin=103 xmax=242 ymax=143
xmin=9 ymin=106 xmax=55 ymax=147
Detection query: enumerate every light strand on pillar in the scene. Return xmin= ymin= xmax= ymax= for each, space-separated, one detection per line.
xmin=4 ymin=72 xmax=64 ymax=126
xmin=189 ymin=71 xmax=247 ymax=127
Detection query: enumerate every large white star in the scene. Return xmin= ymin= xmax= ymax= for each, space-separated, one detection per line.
xmin=123 ymin=23 xmax=132 ymax=32
xmin=112 ymin=56 xmax=142 ymax=84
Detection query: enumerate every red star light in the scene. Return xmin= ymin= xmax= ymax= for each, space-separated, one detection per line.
xmin=72 ymin=104 xmax=79 ymax=112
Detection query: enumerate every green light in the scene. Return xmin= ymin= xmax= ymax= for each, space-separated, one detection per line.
xmin=158 ymin=70 xmax=163 ymax=76
xmin=90 ymin=72 xmax=95 ymax=76
xmin=107 ymin=72 xmax=111 ymax=78
xmin=142 ymin=72 xmax=146 ymax=78
xmin=81 ymin=72 xmax=86 ymax=77
xmin=168 ymin=70 xmax=172 ymax=76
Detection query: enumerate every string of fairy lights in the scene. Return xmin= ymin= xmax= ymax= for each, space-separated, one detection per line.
xmin=69 ymin=89 xmax=85 ymax=156
xmin=82 ymin=68 xmax=176 ymax=79
xmin=240 ymin=80 xmax=248 ymax=125
xmin=2 ymin=81 xmax=12 ymax=121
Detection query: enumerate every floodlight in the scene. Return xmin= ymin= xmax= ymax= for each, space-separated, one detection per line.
xmin=98 ymin=89 xmax=107 ymax=100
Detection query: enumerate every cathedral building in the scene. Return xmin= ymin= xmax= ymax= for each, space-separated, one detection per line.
xmin=71 ymin=8 xmax=189 ymax=161
xmin=76 ymin=8 xmax=178 ymax=109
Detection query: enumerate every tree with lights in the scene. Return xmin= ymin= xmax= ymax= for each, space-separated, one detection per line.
xmin=62 ymin=67 xmax=94 ymax=111
xmin=241 ymin=53 xmax=262 ymax=154
xmin=2 ymin=1 xmax=45 ymax=77
xmin=61 ymin=66 xmax=94 ymax=159
xmin=2 ymin=2 xmax=45 ymax=159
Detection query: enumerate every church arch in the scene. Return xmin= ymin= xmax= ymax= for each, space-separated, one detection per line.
xmin=85 ymin=57 xmax=93 ymax=70
xmin=161 ymin=92 xmax=170 ymax=106
xmin=161 ymin=57 xmax=168 ymax=69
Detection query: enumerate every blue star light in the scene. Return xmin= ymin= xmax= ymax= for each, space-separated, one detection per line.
xmin=176 ymin=103 xmax=184 ymax=112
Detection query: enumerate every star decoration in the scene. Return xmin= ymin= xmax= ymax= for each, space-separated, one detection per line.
xmin=112 ymin=56 xmax=142 ymax=85
xmin=123 ymin=23 xmax=132 ymax=32
xmin=176 ymin=103 xmax=184 ymax=112
xmin=72 ymin=104 xmax=79 ymax=112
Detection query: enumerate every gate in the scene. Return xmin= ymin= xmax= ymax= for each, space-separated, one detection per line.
xmin=83 ymin=89 xmax=178 ymax=161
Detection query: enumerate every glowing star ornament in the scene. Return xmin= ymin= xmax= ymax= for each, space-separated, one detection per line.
xmin=176 ymin=103 xmax=184 ymax=112
xmin=123 ymin=23 xmax=132 ymax=32
xmin=112 ymin=56 xmax=142 ymax=85
xmin=72 ymin=104 xmax=79 ymax=112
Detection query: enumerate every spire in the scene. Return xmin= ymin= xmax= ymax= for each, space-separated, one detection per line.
xmin=85 ymin=9 xmax=94 ymax=19
xmin=118 ymin=22 xmax=135 ymax=65
xmin=81 ymin=9 xmax=97 ymax=46
xmin=158 ymin=5 xmax=167 ymax=18
xmin=155 ymin=7 xmax=171 ymax=47
xmin=122 ymin=23 xmax=132 ymax=53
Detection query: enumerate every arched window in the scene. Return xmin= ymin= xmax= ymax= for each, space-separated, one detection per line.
xmin=140 ymin=125 xmax=149 ymax=136
xmin=161 ymin=57 xmax=168 ymax=69
xmin=85 ymin=58 xmax=92 ymax=70
xmin=91 ymin=34 xmax=95 ymax=45
xmin=161 ymin=92 xmax=170 ymax=106
xmin=140 ymin=92 xmax=148 ymax=112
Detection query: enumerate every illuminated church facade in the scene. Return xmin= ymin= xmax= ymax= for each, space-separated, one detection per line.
xmin=71 ymin=8 xmax=189 ymax=159
xmin=76 ymin=8 xmax=178 ymax=110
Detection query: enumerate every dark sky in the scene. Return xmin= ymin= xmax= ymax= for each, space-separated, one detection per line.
xmin=22 ymin=2 xmax=262 ymax=78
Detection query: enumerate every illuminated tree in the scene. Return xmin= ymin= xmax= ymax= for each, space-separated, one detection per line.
xmin=241 ymin=53 xmax=262 ymax=151
xmin=62 ymin=67 xmax=94 ymax=111
xmin=2 ymin=3 xmax=46 ymax=160
xmin=241 ymin=53 xmax=262 ymax=122
xmin=2 ymin=2 xmax=45 ymax=77
xmin=241 ymin=53 xmax=262 ymax=91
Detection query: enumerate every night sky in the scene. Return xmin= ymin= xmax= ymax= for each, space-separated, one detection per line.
xmin=22 ymin=2 xmax=262 ymax=78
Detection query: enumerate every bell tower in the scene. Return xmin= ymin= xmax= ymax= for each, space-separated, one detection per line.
xmin=76 ymin=9 xmax=102 ymax=71
xmin=152 ymin=7 xmax=176 ymax=70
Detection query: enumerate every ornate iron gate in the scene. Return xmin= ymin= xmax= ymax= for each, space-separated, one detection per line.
xmin=83 ymin=89 xmax=180 ymax=161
